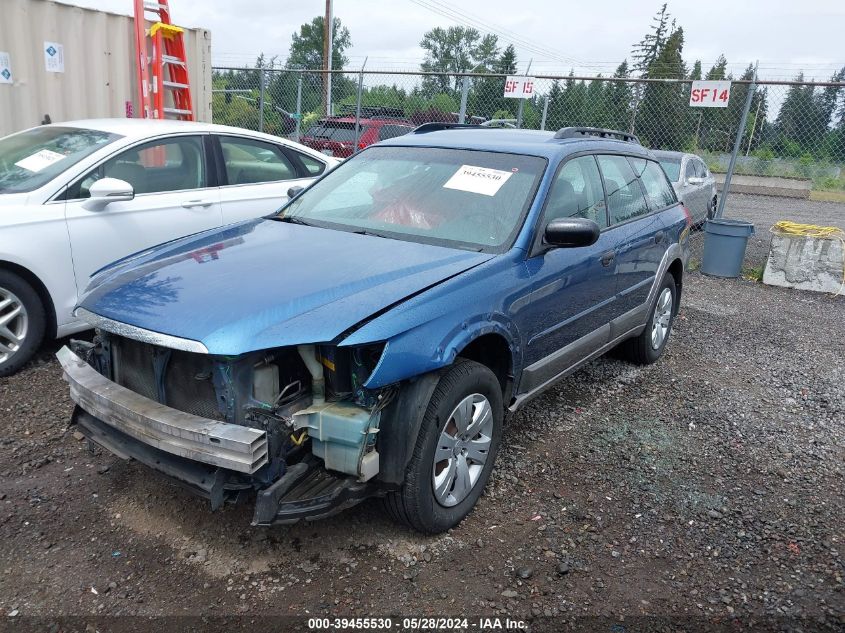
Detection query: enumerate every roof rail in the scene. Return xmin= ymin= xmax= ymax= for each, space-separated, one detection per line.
xmin=412 ymin=122 xmax=486 ymax=134
xmin=554 ymin=127 xmax=640 ymax=144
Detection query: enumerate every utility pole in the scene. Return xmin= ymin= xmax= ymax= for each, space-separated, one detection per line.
xmin=322 ymin=0 xmax=333 ymax=116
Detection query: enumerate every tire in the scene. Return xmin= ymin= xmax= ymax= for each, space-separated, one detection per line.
xmin=0 ymin=271 xmax=46 ymax=377
xmin=618 ymin=273 xmax=677 ymax=365
xmin=707 ymin=195 xmax=717 ymax=221
xmin=383 ymin=359 xmax=503 ymax=534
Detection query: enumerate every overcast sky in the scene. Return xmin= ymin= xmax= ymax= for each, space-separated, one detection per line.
xmin=59 ymin=0 xmax=844 ymax=80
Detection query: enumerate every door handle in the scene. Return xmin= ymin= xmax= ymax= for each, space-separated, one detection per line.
xmin=182 ymin=199 xmax=214 ymax=208
xmin=654 ymin=230 xmax=665 ymax=243
xmin=600 ymin=251 xmax=615 ymax=267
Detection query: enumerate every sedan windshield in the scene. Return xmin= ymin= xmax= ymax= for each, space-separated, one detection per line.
xmin=0 ymin=126 xmax=121 ymax=193
xmin=658 ymin=158 xmax=681 ymax=182
xmin=279 ymin=146 xmax=546 ymax=252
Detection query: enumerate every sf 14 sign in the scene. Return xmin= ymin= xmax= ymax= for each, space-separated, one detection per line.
xmin=504 ymin=76 xmax=536 ymax=99
xmin=690 ymin=80 xmax=731 ymax=107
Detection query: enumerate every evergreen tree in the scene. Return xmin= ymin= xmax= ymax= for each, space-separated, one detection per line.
xmin=606 ymin=61 xmax=634 ymax=132
xmin=637 ymin=27 xmax=687 ymax=148
xmin=631 ymin=4 xmax=671 ymax=77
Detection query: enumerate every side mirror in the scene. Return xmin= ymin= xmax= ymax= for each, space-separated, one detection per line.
xmin=83 ymin=178 xmax=134 ymax=211
xmin=687 ymin=176 xmax=705 ymax=185
xmin=287 ymin=185 xmax=304 ymax=199
xmin=544 ymin=217 xmax=600 ymax=249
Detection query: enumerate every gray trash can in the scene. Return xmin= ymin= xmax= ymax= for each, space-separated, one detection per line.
xmin=700 ymin=219 xmax=755 ymax=278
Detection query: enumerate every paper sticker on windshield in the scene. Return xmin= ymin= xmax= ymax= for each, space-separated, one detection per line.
xmin=443 ymin=165 xmax=513 ymax=196
xmin=14 ymin=149 xmax=65 ymax=173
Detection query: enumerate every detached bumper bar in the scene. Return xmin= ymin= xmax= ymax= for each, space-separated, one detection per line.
xmin=57 ymin=346 xmax=268 ymax=474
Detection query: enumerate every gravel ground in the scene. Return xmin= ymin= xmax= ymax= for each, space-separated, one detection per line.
xmin=0 ymin=195 xmax=843 ymax=631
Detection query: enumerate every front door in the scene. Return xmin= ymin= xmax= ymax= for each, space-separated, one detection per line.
xmin=64 ymin=134 xmax=222 ymax=293
xmin=516 ymin=155 xmax=619 ymax=392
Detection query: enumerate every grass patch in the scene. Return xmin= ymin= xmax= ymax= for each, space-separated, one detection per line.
xmin=810 ymin=190 xmax=845 ymax=203
xmin=742 ymin=266 xmax=764 ymax=282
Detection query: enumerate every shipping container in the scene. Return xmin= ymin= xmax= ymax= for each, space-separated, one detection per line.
xmin=0 ymin=0 xmax=212 ymax=137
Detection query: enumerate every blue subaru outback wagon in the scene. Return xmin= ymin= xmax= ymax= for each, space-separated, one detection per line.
xmin=58 ymin=125 xmax=690 ymax=533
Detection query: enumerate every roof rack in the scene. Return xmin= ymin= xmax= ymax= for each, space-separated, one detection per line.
xmin=412 ymin=122 xmax=488 ymax=134
xmin=553 ymin=127 xmax=640 ymax=144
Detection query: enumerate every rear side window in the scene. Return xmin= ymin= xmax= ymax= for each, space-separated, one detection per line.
xmin=629 ymin=157 xmax=677 ymax=209
xmin=544 ymin=155 xmax=607 ymax=229
xmin=378 ymin=125 xmax=412 ymax=141
xmin=596 ymin=155 xmax=650 ymax=225
xmin=219 ymin=136 xmax=296 ymax=185
xmin=292 ymin=151 xmax=327 ymax=176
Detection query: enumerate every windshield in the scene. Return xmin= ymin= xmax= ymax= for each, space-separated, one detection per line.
xmin=658 ymin=158 xmax=681 ymax=182
xmin=278 ymin=146 xmax=546 ymax=252
xmin=0 ymin=126 xmax=121 ymax=193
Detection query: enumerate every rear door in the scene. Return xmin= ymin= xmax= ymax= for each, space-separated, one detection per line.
xmin=215 ymin=135 xmax=321 ymax=225
xmin=64 ymin=134 xmax=222 ymax=293
xmin=597 ymin=154 xmax=668 ymax=320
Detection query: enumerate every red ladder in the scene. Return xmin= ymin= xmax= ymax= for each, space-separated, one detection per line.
xmin=132 ymin=0 xmax=193 ymax=120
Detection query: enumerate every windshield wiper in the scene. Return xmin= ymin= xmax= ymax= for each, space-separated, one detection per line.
xmin=351 ymin=229 xmax=388 ymax=239
xmin=274 ymin=215 xmax=314 ymax=226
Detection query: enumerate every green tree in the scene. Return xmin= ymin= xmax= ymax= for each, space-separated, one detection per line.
xmin=419 ymin=26 xmax=499 ymax=95
xmin=269 ymin=16 xmax=354 ymax=118
xmin=606 ymin=61 xmax=634 ymax=132
xmin=637 ymin=27 xmax=687 ymax=149
xmin=631 ymin=3 xmax=672 ymax=77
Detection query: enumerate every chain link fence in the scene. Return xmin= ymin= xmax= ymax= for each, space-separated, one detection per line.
xmin=212 ymin=67 xmax=845 ymax=194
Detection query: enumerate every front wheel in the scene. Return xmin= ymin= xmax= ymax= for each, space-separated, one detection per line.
xmin=383 ymin=359 xmax=503 ymax=534
xmin=618 ymin=273 xmax=677 ymax=365
xmin=0 ymin=271 xmax=46 ymax=377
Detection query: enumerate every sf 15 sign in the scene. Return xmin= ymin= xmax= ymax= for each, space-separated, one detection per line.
xmin=690 ymin=80 xmax=731 ymax=107
xmin=504 ymin=76 xmax=536 ymax=99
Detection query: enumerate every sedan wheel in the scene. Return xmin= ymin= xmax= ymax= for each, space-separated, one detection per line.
xmin=0 ymin=271 xmax=47 ymax=377
xmin=432 ymin=393 xmax=494 ymax=507
xmin=0 ymin=287 xmax=29 ymax=365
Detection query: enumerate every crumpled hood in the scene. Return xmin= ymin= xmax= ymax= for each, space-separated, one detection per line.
xmin=79 ymin=219 xmax=492 ymax=355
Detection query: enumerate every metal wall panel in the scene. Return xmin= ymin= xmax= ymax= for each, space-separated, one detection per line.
xmin=0 ymin=0 xmax=212 ymax=137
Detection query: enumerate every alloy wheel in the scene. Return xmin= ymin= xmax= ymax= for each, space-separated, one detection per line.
xmin=651 ymin=287 xmax=673 ymax=350
xmin=0 ymin=287 xmax=28 ymax=365
xmin=432 ymin=393 xmax=494 ymax=507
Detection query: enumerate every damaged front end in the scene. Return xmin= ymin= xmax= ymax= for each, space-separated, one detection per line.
xmin=58 ymin=331 xmax=392 ymax=525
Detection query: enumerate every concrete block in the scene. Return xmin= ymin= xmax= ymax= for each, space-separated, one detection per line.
xmin=714 ymin=174 xmax=812 ymax=199
xmin=763 ymin=233 xmax=844 ymax=293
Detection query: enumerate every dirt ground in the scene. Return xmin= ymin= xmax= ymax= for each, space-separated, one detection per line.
xmin=0 ymin=195 xmax=843 ymax=631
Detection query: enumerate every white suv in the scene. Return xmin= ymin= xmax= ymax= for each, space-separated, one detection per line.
xmin=0 ymin=119 xmax=336 ymax=375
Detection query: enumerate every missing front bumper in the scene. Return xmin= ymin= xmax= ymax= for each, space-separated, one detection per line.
xmin=57 ymin=346 xmax=268 ymax=474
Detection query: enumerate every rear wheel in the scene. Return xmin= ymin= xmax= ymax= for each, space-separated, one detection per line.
xmin=618 ymin=272 xmax=676 ymax=365
xmin=707 ymin=195 xmax=718 ymax=220
xmin=0 ymin=271 xmax=46 ymax=377
xmin=383 ymin=359 xmax=503 ymax=534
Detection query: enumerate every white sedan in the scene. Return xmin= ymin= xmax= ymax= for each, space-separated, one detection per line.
xmin=0 ymin=119 xmax=337 ymax=375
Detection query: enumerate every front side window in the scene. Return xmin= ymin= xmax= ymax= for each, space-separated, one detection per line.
xmin=544 ymin=155 xmax=607 ymax=229
xmin=630 ymin=157 xmax=677 ymax=209
xmin=684 ymin=159 xmax=696 ymax=182
xmin=70 ymin=136 xmax=205 ymax=198
xmin=0 ymin=126 xmax=121 ymax=194
xmin=596 ymin=155 xmax=650 ymax=225
xmin=220 ymin=137 xmax=297 ymax=185
xmin=694 ymin=159 xmax=708 ymax=178
xmin=278 ymin=146 xmax=546 ymax=252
